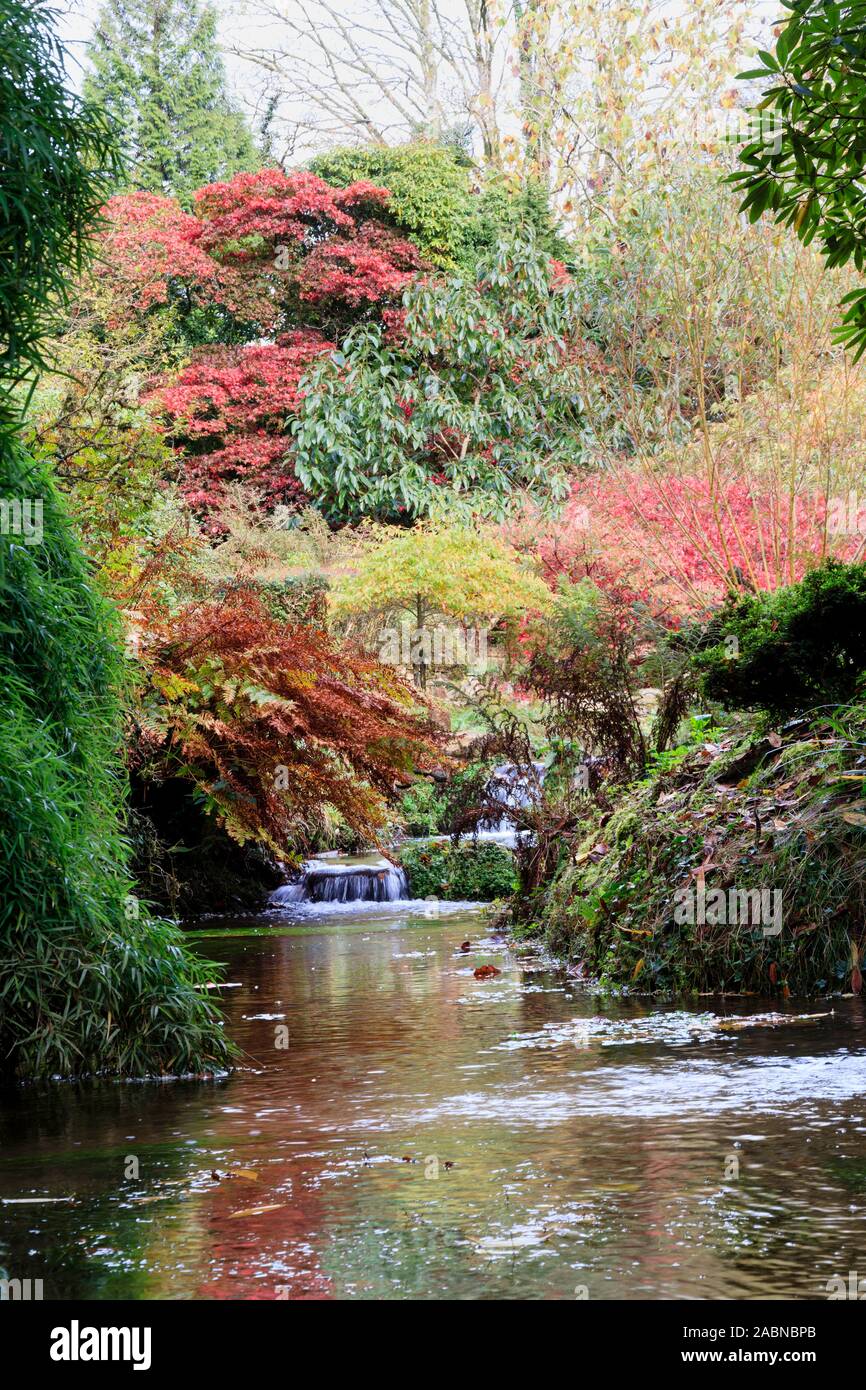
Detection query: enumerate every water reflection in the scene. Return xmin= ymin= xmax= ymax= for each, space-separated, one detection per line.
xmin=1 ymin=900 xmax=866 ymax=1300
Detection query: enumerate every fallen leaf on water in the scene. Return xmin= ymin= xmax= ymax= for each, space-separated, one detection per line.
xmin=459 ymin=941 xmax=471 ymax=952
xmin=474 ymin=964 xmax=501 ymax=979
xmin=228 ymin=1203 xmax=284 ymax=1219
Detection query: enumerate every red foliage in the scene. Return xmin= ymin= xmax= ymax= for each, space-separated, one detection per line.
xmin=190 ymin=168 xmax=421 ymax=325
xmin=520 ymin=470 xmax=863 ymax=625
xmin=149 ymin=332 xmax=333 ymax=513
xmin=98 ymin=173 xmax=422 ymax=333
xmin=297 ymin=223 xmax=422 ymax=307
xmin=98 ymin=192 xmax=240 ymax=318
xmin=132 ymin=579 xmax=437 ymax=850
xmin=193 ymin=169 xmax=388 ymax=252
xmin=104 ymin=169 xmax=426 ymax=514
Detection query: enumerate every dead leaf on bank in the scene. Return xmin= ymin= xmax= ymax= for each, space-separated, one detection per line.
xmin=768 ymin=731 xmax=783 ymax=748
xmin=841 ymin=812 xmax=866 ymax=827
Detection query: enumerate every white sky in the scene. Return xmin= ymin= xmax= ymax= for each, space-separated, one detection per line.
xmin=56 ymin=0 xmax=776 ymax=166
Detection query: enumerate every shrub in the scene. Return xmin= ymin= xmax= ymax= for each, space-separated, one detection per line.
xmin=309 ymin=142 xmax=475 ymax=270
xmin=399 ymin=780 xmax=447 ymax=837
xmin=294 ymin=235 xmax=598 ymax=521
xmin=401 ymin=839 xmax=517 ymax=901
xmin=309 ymin=145 xmax=571 ymax=272
xmin=692 ymin=561 xmax=866 ymax=719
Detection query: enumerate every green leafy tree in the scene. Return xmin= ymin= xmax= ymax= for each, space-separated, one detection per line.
xmin=731 ymin=0 xmax=866 ymax=357
xmin=310 ymin=143 xmax=571 ymax=272
xmin=294 ymin=235 xmax=595 ymax=521
xmin=0 ymin=0 xmax=231 ymax=1078
xmin=331 ymin=523 xmax=552 ymax=687
xmin=0 ymin=3 xmax=118 ymax=382
xmin=84 ymin=0 xmax=260 ymax=207
xmin=309 ymin=143 xmax=476 ymax=271
xmin=692 ymin=559 xmax=866 ymax=718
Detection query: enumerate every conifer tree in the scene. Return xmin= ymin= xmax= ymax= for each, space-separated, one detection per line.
xmin=84 ymin=0 xmax=260 ymax=207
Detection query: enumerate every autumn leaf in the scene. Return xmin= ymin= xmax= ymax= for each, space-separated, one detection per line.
xmin=228 ymin=1203 xmax=285 ymax=1218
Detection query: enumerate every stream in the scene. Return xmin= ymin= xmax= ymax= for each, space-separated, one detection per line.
xmin=2 ymin=865 xmax=866 ymax=1300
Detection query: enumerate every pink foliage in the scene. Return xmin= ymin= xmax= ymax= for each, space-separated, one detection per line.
xmin=99 ymin=191 xmax=240 ymax=316
xmin=297 ymin=224 xmax=422 ymax=306
xmin=525 ymin=470 xmax=864 ymax=625
xmin=192 ymin=169 xmax=390 ymax=255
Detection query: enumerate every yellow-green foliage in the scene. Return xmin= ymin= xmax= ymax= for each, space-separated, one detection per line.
xmin=331 ymin=522 xmax=553 ymax=627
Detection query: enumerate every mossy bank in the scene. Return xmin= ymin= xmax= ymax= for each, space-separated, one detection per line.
xmin=536 ymin=707 xmax=866 ymax=997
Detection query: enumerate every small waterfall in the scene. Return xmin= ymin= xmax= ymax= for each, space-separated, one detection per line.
xmin=271 ymin=862 xmax=409 ymax=906
xmin=480 ymin=761 xmax=545 ymax=832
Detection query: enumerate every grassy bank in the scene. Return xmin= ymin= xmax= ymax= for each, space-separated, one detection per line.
xmin=537 ymin=706 xmax=866 ymax=996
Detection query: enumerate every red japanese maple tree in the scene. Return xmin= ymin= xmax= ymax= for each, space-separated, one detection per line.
xmin=104 ymin=170 xmax=424 ymax=514
xmin=150 ymin=332 xmax=334 ymax=515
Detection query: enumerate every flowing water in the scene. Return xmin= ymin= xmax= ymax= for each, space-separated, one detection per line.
xmin=2 ymin=876 xmax=866 ymax=1301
